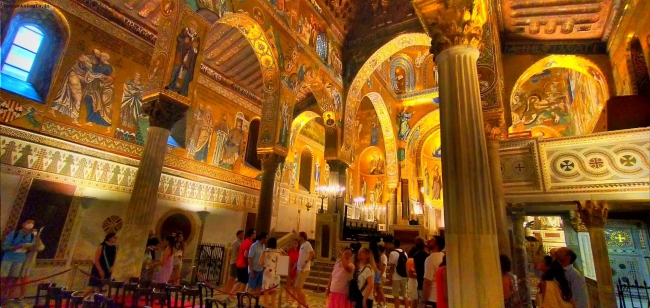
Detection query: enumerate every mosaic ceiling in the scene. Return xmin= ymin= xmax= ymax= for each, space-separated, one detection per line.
xmin=499 ymin=0 xmax=619 ymax=40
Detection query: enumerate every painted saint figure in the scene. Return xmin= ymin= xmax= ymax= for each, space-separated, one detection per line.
xmin=221 ymin=118 xmax=245 ymax=168
xmin=293 ymin=150 xmax=299 ymax=185
xmin=361 ymin=178 xmax=367 ymax=201
xmin=187 ymin=106 xmax=213 ymax=162
xmin=331 ymin=87 xmax=342 ymax=112
xmin=84 ymin=51 xmax=115 ymax=129
xmin=432 ymin=165 xmax=442 ymax=200
xmin=168 ymin=21 xmax=200 ymax=96
xmin=314 ymin=158 xmax=321 ymax=186
xmin=324 ymin=163 xmax=330 ymax=186
xmin=424 ymin=163 xmax=430 ymax=196
xmin=397 ymin=108 xmax=413 ymax=140
xmin=212 ymin=115 xmax=229 ymax=166
xmin=374 ymin=180 xmax=383 ymax=203
xmin=51 ymin=54 xmax=96 ymax=124
xmin=120 ymin=73 xmax=144 ymax=129
xmin=278 ymin=102 xmax=290 ymax=147
xmin=370 ymin=121 xmax=379 ymax=146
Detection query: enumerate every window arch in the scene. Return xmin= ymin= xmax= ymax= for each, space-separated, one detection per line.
xmin=244 ymin=118 xmax=261 ymax=169
xmin=390 ymin=56 xmax=415 ymax=93
xmin=1 ymin=5 xmax=69 ymax=102
xmin=316 ymin=31 xmax=328 ymax=61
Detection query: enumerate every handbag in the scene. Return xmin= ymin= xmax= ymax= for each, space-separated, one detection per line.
xmin=348 ymin=265 xmax=369 ymax=302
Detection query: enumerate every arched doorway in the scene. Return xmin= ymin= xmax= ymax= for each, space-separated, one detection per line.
xmin=298 ymin=147 xmax=313 ymax=191
xmin=629 ymin=37 xmax=650 ymax=95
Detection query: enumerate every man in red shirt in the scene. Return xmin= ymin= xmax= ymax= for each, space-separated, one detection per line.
xmin=227 ymin=228 xmax=256 ymax=303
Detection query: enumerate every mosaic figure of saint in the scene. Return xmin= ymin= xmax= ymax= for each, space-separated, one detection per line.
xmin=314 ymin=158 xmax=321 ymax=186
xmin=168 ymin=21 xmax=200 ymax=96
xmin=293 ymin=150 xmax=299 ymax=184
xmin=324 ymin=163 xmax=330 ymax=186
xmin=374 ymin=180 xmax=383 ymax=203
xmin=370 ymin=121 xmax=379 ymax=146
xmin=83 ymin=51 xmax=115 ymax=129
xmin=120 ymin=72 xmax=144 ymax=129
xmin=397 ymin=108 xmax=413 ymax=140
xmin=361 ymin=178 xmax=367 ymax=201
xmin=424 ymin=163 xmax=430 ymax=196
xmin=278 ymin=101 xmax=290 ymax=147
xmin=221 ymin=118 xmax=245 ymax=167
xmin=212 ymin=114 xmax=229 ymax=166
xmin=187 ymin=106 xmax=213 ymax=161
xmin=51 ymin=54 xmax=96 ymax=124
xmin=432 ymin=165 xmax=442 ymax=200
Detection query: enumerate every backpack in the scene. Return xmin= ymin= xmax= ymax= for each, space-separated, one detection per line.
xmin=395 ymin=249 xmax=408 ymax=278
xmin=348 ymin=265 xmax=369 ymax=302
xmin=0 ymin=230 xmax=33 ymax=261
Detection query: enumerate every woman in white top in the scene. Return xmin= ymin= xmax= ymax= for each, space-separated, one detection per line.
xmin=354 ymin=248 xmax=376 ymax=308
xmin=536 ymin=261 xmax=573 ymax=308
xmin=259 ymin=237 xmax=284 ymax=308
xmin=171 ymin=232 xmax=185 ymax=285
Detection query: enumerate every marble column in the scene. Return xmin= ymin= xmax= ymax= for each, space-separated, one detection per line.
xmin=400 ymin=179 xmax=409 ymax=220
xmin=388 ymin=188 xmax=397 ymax=225
xmin=432 ymin=16 xmax=504 ymax=306
xmin=507 ymin=203 xmax=532 ymax=308
xmin=417 ymin=178 xmax=425 ymax=206
xmin=113 ymin=97 xmax=187 ymax=280
xmin=486 ymin=122 xmax=511 ymax=258
xmin=326 ymin=160 xmax=348 ymax=214
xmin=256 ymin=154 xmax=285 ymax=234
xmin=578 ymin=200 xmax=616 ymax=307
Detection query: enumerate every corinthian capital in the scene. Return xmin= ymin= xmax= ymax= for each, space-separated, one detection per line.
xmin=142 ymin=93 xmax=189 ymax=130
xmin=426 ymin=0 xmax=488 ymax=56
xmin=578 ymin=200 xmax=609 ymax=228
xmin=485 ymin=118 xmax=506 ymax=141
xmin=260 ymin=154 xmax=286 ymax=172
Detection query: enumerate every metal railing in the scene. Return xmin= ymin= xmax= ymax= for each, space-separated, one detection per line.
xmin=617 ymin=278 xmax=650 ymax=308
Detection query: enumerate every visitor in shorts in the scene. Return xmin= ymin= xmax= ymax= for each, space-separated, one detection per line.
xmin=247 ymin=232 xmax=268 ymax=292
xmin=294 ymin=231 xmax=314 ymax=305
xmin=388 ymin=238 xmax=411 ymax=308
xmin=227 ymin=228 xmax=256 ymax=304
xmin=1 ymin=220 xmax=36 ymax=302
xmin=226 ymin=230 xmax=244 ymax=292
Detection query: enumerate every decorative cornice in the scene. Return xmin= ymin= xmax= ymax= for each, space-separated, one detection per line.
xmin=502 ymin=40 xmax=607 ymax=55
xmin=53 ymin=0 xmax=156 ymax=47
xmin=200 ymin=64 xmax=263 ymax=103
xmin=197 ymin=75 xmax=262 ymax=115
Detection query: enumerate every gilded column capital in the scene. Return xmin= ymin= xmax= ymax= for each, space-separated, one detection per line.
xmin=506 ymin=202 xmax=526 ymax=216
xmin=427 ymin=0 xmax=488 ymax=56
xmin=260 ymin=153 xmax=286 ymax=172
xmin=578 ymin=200 xmax=609 ymax=228
xmin=485 ymin=118 xmax=507 ymax=141
xmin=568 ymin=210 xmax=588 ymax=232
xmin=142 ymin=93 xmax=188 ymax=130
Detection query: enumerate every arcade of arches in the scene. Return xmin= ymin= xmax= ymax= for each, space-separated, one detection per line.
xmin=1 ymin=0 xmax=649 ymax=307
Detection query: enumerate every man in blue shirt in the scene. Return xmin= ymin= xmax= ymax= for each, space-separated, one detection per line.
xmin=556 ymin=247 xmax=590 ymax=308
xmin=1 ymin=220 xmax=36 ymax=301
xmin=247 ymin=232 xmax=268 ymax=293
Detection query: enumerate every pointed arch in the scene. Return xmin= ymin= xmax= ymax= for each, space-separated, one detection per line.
xmin=289 ymin=110 xmax=321 ymax=147
xmin=362 ymin=92 xmax=399 ymax=189
xmin=207 ymin=13 xmax=281 ymax=154
xmin=407 ymin=110 xmax=440 ymax=177
xmin=342 ymin=33 xmax=430 ymax=163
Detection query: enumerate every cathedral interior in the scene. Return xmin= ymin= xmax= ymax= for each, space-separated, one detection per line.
xmin=0 ymin=0 xmax=649 ymax=306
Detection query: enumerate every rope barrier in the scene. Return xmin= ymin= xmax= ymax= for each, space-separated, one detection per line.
xmin=283 ymin=286 xmax=310 ymax=308
xmin=1 ymin=267 xmax=73 ymax=288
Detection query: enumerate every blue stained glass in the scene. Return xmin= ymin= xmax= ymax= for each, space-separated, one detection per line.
xmin=4 ymin=45 xmax=36 ymax=72
xmin=13 ymin=26 xmax=43 ymax=52
xmin=316 ymin=32 xmax=328 ymax=61
xmin=1 ymin=64 xmax=29 ymax=81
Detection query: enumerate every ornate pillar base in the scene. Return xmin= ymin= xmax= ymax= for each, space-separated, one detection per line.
xmin=579 ymin=200 xmax=616 ymax=308
xmin=112 ymin=96 xmax=187 ymax=281
xmin=437 ymin=45 xmax=503 ymax=307
xmin=256 ymin=154 xmax=284 ymax=234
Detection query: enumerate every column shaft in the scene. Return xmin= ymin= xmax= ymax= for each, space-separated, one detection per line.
xmin=437 ymin=45 xmax=503 ymax=307
xmin=389 ymin=188 xmax=397 ymax=225
xmin=487 ymin=139 xmax=511 ymax=257
xmin=579 ymin=200 xmax=615 ymax=307
xmin=256 ymin=154 xmax=284 ymax=234
xmin=509 ymin=206 xmax=532 ymax=307
xmin=400 ymin=179 xmax=409 ymax=220
xmin=113 ymin=126 xmax=173 ymax=280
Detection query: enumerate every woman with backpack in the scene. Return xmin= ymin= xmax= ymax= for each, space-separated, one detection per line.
xmin=352 ymin=247 xmax=376 ymax=308
xmin=325 ymin=247 xmax=354 ymax=308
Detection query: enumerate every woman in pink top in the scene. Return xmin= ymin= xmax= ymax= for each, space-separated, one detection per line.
xmin=435 ymin=255 xmax=448 ymax=308
xmin=326 ymin=247 xmax=354 ymax=308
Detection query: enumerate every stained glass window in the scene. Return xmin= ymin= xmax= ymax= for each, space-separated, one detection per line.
xmin=2 ymin=25 xmax=44 ymax=81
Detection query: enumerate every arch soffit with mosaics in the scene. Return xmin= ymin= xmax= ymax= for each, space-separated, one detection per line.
xmin=361 ymin=92 xmax=399 ymax=189
xmin=341 ymin=33 xmax=431 ymax=164
xmin=407 ymin=110 xmax=441 ymax=177
xmin=206 ymin=13 xmax=282 ymax=155
xmin=289 ymin=110 xmax=321 ymax=148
